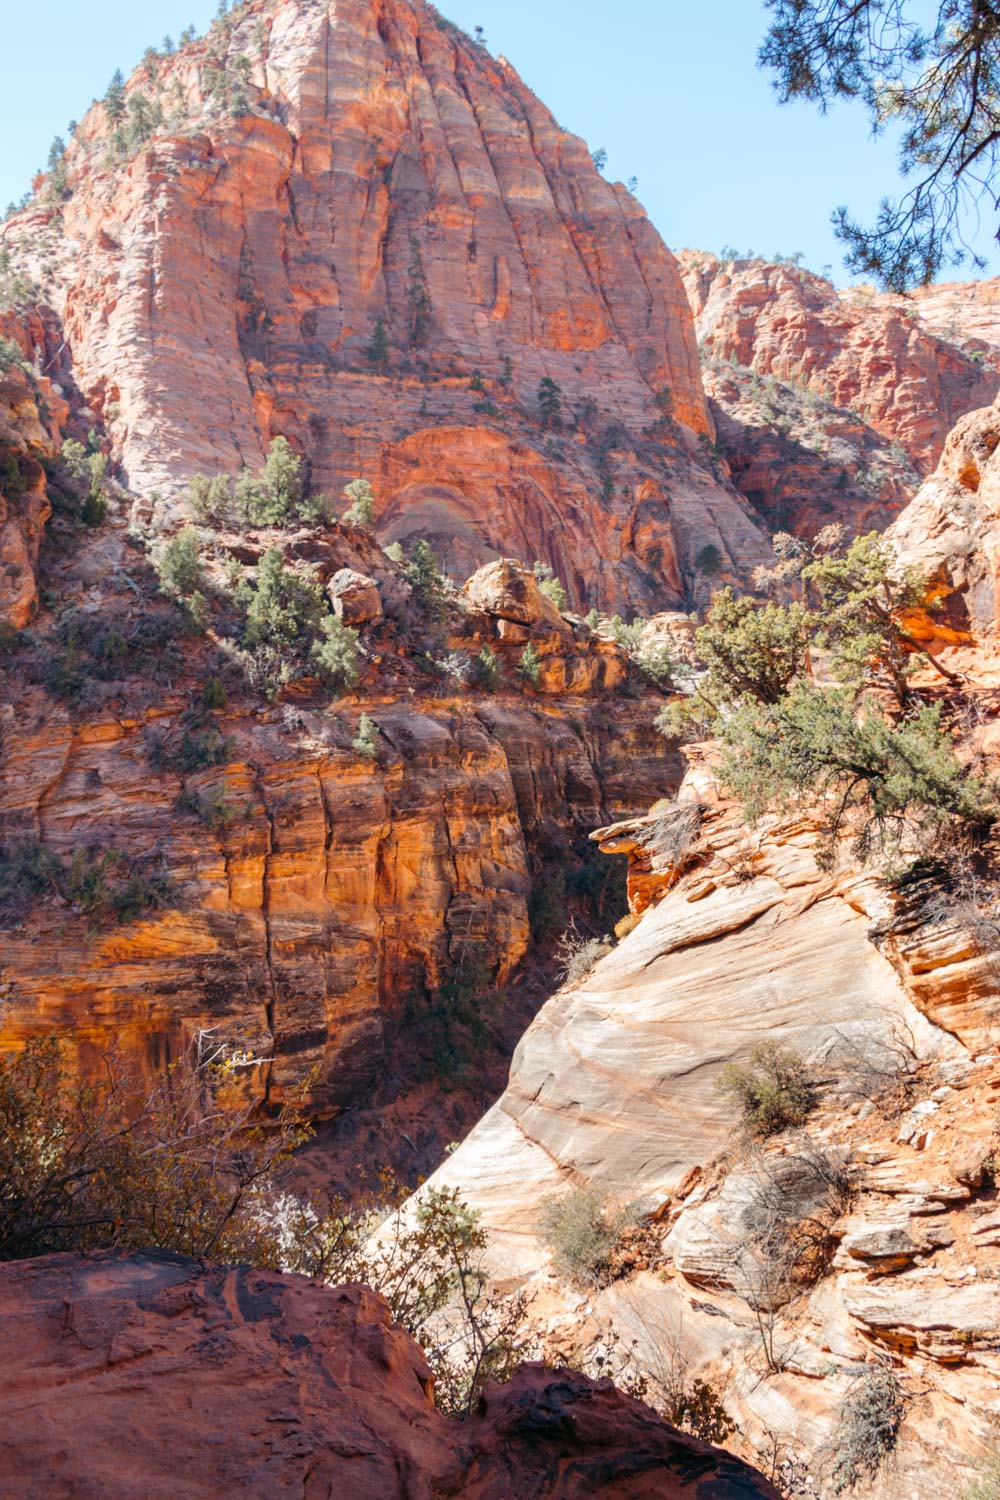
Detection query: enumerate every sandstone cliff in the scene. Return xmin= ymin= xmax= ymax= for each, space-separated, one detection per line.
xmin=0 ymin=1250 xmax=782 ymax=1498
xmin=419 ymin=754 xmax=1000 ymax=1494
xmin=0 ymin=493 xmax=680 ymax=1136
xmin=680 ymin=251 xmax=999 ymax=543
xmin=0 ymin=0 xmax=775 ymax=615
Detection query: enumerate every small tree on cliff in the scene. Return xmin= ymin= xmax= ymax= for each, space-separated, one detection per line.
xmin=104 ymin=69 xmax=126 ymax=124
xmin=366 ymin=318 xmax=390 ymax=373
xmin=538 ymin=376 xmax=563 ymax=430
xmin=342 ymin=478 xmax=375 ymax=528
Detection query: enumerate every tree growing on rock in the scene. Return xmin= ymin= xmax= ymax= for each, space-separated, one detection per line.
xmin=342 ymin=478 xmax=375 ymax=528
xmin=538 ymin=376 xmax=563 ymax=430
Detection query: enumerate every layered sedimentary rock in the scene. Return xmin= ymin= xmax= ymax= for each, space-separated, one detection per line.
xmin=889 ymin=391 xmax=1000 ymax=640
xmin=0 ymin=1250 xmax=782 ymax=1498
xmin=0 ymin=506 xmax=679 ymax=1113
xmin=0 ymin=0 xmax=776 ymax=613
xmin=681 ymin=253 xmax=998 ymax=473
xmin=0 ymin=317 xmax=67 ymax=629
xmin=420 ymin=763 xmax=1000 ymax=1494
xmin=679 ymin=252 xmax=999 ymax=543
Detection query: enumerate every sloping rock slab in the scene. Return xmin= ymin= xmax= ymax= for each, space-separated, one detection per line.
xmin=0 ymin=1250 xmax=780 ymax=1499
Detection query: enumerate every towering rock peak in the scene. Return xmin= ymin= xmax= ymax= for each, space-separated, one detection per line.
xmin=0 ymin=0 xmax=774 ymax=613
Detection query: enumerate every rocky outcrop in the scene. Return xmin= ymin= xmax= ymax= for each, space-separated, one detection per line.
xmin=889 ymin=392 xmax=1000 ymax=640
xmin=0 ymin=0 xmax=777 ymax=613
xmin=0 ymin=320 xmax=66 ymax=629
xmin=0 ymin=508 xmax=680 ymax=1115
xmin=680 ymin=253 xmax=998 ymax=475
xmin=0 ymin=1250 xmax=781 ymax=1498
xmin=679 ymin=253 xmax=999 ymax=545
xmin=416 ymin=760 xmax=1000 ymax=1492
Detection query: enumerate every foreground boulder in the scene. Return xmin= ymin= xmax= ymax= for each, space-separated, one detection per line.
xmin=0 ymin=1250 xmax=779 ymax=1498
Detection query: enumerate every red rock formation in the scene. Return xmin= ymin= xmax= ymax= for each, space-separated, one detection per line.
xmin=0 ymin=315 xmax=68 ymax=629
xmin=0 ymin=0 xmax=775 ymax=613
xmin=0 ymin=1250 xmax=781 ymax=1498
xmin=889 ymin=390 xmax=1000 ymax=641
xmin=680 ymin=252 xmax=998 ymax=475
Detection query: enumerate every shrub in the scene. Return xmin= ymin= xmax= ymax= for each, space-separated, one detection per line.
xmin=296 ymin=490 xmax=333 ymax=525
xmin=557 ymin=925 xmax=613 ymax=985
xmin=352 ymin=712 xmax=379 ymax=759
xmin=696 ymin=587 xmax=811 ymax=707
xmin=0 ymin=839 xmax=63 ymax=920
xmin=0 ymin=839 xmax=168 ymax=927
xmin=533 ymin=561 xmax=567 ymax=612
xmin=717 ymin=1042 xmax=817 ymax=1138
xmin=187 ymin=472 xmax=233 ymax=524
xmin=538 ymin=1185 xmax=637 ymax=1286
xmin=157 ymin=527 xmax=202 ymax=599
xmin=201 ymin=676 xmax=227 ymax=711
xmin=62 ymin=847 xmax=170 ymax=927
xmin=311 ymin=615 xmax=360 ymax=694
xmin=719 ymin=686 xmax=994 ymax=864
xmin=0 ymin=1039 xmax=529 ymax=1419
xmin=342 ymin=478 xmax=375 ymax=528
xmin=803 ymin=530 xmax=949 ymax=706
xmin=518 ymin=642 xmax=542 ymax=686
xmin=832 ymin=1364 xmax=906 ymax=1493
xmin=0 ymin=335 xmax=26 ymax=372
xmin=400 ymin=538 xmax=447 ymax=616
xmin=470 ymin=647 xmax=500 ymax=690
xmin=60 ymin=439 xmax=108 ymax=525
xmin=241 ymin=547 xmax=325 ymax=652
xmin=176 ymin=784 xmax=249 ymax=831
xmin=696 ymin=543 xmax=724 ymax=575
xmin=538 ymin=376 xmax=563 ymax=429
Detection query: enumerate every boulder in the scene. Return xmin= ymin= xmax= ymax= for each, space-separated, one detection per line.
xmin=465 ymin=559 xmax=571 ymax=635
xmin=327 ymin=567 xmax=383 ymax=626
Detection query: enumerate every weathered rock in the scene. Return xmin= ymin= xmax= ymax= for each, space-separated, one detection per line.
xmin=889 ymin=392 xmax=1000 ymax=641
xmin=327 ymin=567 xmax=383 ymax=625
xmin=0 ymin=674 xmax=677 ymax=1113
xmin=680 ymin=252 xmax=998 ymax=476
xmin=465 ymin=558 xmax=569 ymax=633
xmin=841 ymin=1275 xmax=1000 ymax=1363
xmin=0 ymin=1250 xmax=781 ymax=1499
xmin=419 ymin=795 xmax=960 ymax=1275
xmin=0 ymin=0 xmax=780 ymax=614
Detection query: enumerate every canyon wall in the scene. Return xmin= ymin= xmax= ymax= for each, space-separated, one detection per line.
xmin=680 ymin=252 xmax=1000 ymax=542
xmin=0 ymin=0 xmax=775 ymax=615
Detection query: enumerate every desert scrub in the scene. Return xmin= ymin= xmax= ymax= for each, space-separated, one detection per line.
xmin=717 ymin=1042 xmax=817 ymax=1138
xmin=352 ymin=713 xmax=379 ymax=761
xmin=0 ymin=838 xmax=169 ymax=927
xmin=832 ymin=1363 xmax=905 ymax=1493
xmin=557 ymin=925 xmax=613 ymax=985
xmin=538 ymin=1185 xmax=643 ymax=1286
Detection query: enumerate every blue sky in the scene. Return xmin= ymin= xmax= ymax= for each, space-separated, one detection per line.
xmin=3 ymin=0 xmax=996 ymax=284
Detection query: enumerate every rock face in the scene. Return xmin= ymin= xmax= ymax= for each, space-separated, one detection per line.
xmin=679 ymin=252 xmax=999 ymax=542
xmin=421 ymin=780 xmax=966 ymax=1272
xmin=0 ymin=319 xmax=66 ymax=629
xmin=0 ymin=502 xmax=680 ymax=1116
xmin=889 ymin=392 xmax=1000 ymax=639
xmin=0 ymin=0 xmax=777 ymax=613
xmin=681 ymin=253 xmax=998 ymax=474
xmin=0 ymin=1250 xmax=781 ymax=1499
xmin=414 ymin=740 xmax=1000 ymax=1494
